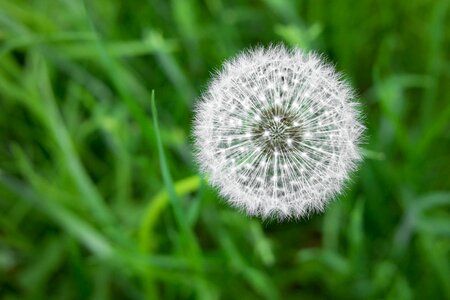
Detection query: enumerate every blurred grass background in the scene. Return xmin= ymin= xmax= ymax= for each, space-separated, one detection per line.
xmin=0 ymin=0 xmax=449 ymax=299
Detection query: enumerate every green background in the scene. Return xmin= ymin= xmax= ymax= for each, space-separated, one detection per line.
xmin=1 ymin=0 xmax=449 ymax=299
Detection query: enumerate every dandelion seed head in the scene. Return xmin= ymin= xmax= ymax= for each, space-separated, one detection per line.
xmin=194 ymin=44 xmax=364 ymax=220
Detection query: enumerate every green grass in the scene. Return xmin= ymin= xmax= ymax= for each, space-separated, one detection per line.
xmin=0 ymin=0 xmax=449 ymax=299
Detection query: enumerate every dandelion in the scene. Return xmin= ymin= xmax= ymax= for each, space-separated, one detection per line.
xmin=194 ymin=45 xmax=364 ymax=220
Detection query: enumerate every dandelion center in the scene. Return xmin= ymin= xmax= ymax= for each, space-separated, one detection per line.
xmin=251 ymin=107 xmax=303 ymax=154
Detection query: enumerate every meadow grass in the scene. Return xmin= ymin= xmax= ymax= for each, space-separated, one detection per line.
xmin=0 ymin=0 xmax=449 ymax=299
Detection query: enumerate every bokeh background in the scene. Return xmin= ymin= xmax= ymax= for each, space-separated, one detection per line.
xmin=1 ymin=0 xmax=449 ymax=299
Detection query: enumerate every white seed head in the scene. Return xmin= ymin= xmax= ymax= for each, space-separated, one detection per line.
xmin=194 ymin=45 xmax=364 ymax=220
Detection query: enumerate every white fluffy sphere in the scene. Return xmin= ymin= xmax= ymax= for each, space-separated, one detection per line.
xmin=194 ymin=45 xmax=364 ymax=220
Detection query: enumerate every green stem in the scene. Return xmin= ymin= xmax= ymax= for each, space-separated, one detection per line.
xmin=137 ymin=175 xmax=201 ymax=299
xmin=138 ymin=175 xmax=201 ymax=253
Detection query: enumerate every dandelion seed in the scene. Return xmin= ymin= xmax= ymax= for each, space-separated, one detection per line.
xmin=194 ymin=44 xmax=364 ymax=220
